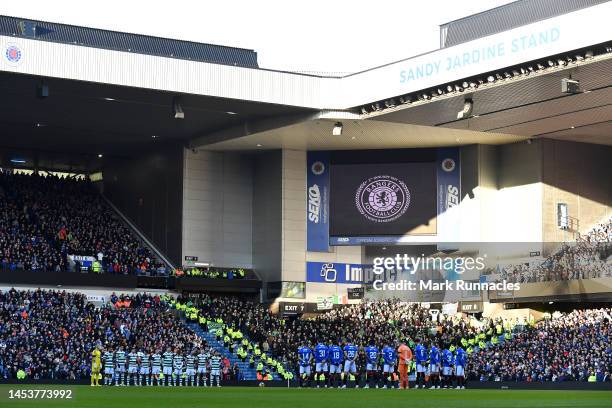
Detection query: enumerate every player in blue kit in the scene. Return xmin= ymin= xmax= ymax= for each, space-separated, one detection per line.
xmin=314 ymin=343 xmax=329 ymax=388
xmin=329 ymin=344 xmax=343 ymax=388
xmin=381 ymin=344 xmax=397 ymax=389
xmin=414 ymin=339 xmax=428 ymax=388
xmin=441 ymin=346 xmax=454 ymax=388
xmin=297 ymin=344 xmax=313 ymax=388
xmin=429 ymin=344 xmax=441 ymax=389
xmin=342 ymin=343 xmax=359 ymax=388
xmin=364 ymin=344 xmax=379 ymax=388
xmin=454 ymin=346 xmax=467 ymax=389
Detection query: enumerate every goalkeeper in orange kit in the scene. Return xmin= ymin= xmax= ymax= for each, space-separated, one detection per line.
xmin=397 ymin=341 xmax=413 ymax=389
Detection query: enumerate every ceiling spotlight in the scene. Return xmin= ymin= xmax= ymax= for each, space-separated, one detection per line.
xmin=469 ymin=82 xmax=478 ymax=89
xmin=487 ymin=75 xmax=495 ymax=83
xmin=256 ymin=143 xmax=263 ymax=147
xmin=446 ymin=85 xmax=454 ymax=92
xmin=436 ymin=88 xmax=444 ymax=95
xmin=456 ymin=98 xmax=473 ymax=119
xmin=547 ymin=60 xmax=555 ymax=67
xmin=585 ymin=50 xmax=594 ymax=58
xmin=421 ymin=93 xmax=431 ymax=100
xmin=172 ymin=96 xmax=185 ymax=119
xmin=606 ymin=46 xmax=612 ymax=53
xmin=454 ymin=84 xmax=463 ymax=92
xmin=103 ymin=97 xmax=115 ymax=101
xmin=537 ymin=63 xmax=545 ymax=70
xmin=332 ymin=122 xmax=343 ymax=136
xmin=97 ymin=154 xmax=103 ymax=158
xmin=151 ymin=135 xmax=158 ymax=139
xmin=226 ymin=111 xmax=237 ymax=115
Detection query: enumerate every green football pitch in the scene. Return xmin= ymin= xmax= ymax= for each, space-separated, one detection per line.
xmin=0 ymin=385 xmax=610 ymax=408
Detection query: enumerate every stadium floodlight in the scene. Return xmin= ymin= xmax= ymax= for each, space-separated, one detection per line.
xmin=332 ymin=122 xmax=343 ymax=136
xmin=173 ymin=97 xmax=185 ymax=119
xmin=456 ymin=98 xmax=473 ymax=119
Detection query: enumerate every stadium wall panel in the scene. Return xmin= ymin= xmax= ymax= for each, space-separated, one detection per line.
xmin=182 ymin=149 xmax=253 ymax=269
xmin=103 ymin=143 xmax=184 ymax=266
xmin=541 ymin=139 xmax=612 ymax=245
xmin=252 ymin=151 xmax=283 ymax=284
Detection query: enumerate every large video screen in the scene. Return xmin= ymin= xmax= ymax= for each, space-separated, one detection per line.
xmin=330 ymin=162 xmax=436 ymax=236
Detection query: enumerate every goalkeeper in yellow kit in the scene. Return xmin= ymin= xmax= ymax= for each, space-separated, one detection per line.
xmin=91 ymin=346 xmax=102 ymax=386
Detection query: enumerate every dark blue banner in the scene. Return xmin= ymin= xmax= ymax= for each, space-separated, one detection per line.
xmin=306 ymin=261 xmax=367 ymax=284
xmin=307 ymin=152 xmax=330 ymax=252
xmin=436 ymin=147 xmax=461 ymax=244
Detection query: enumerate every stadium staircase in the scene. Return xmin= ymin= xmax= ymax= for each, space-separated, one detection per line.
xmin=186 ymin=322 xmax=281 ymax=381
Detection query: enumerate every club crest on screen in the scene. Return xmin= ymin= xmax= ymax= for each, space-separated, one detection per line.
xmin=355 ymin=175 xmax=410 ymax=223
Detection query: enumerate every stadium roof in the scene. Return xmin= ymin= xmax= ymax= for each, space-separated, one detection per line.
xmin=0 ymin=15 xmax=258 ymax=68
xmin=0 ymin=0 xmax=610 ymax=161
xmin=439 ymin=0 xmax=608 ymax=48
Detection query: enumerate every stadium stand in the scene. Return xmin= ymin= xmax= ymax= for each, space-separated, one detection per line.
xmin=0 ymin=171 xmax=165 ymax=275
xmin=498 ymin=218 xmax=611 ymax=283
xmin=1 ymin=288 xmax=610 ymax=384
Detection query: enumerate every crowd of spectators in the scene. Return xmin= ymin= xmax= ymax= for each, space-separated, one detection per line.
xmin=0 ymin=289 xmax=205 ymax=380
xmin=0 ymin=171 xmax=165 ymax=275
xmin=471 ymin=308 xmax=611 ymax=382
xmin=498 ymin=218 xmax=611 ymax=283
xmin=186 ymin=294 xmax=611 ymax=383
xmin=1 ymin=288 xmax=610 ymax=383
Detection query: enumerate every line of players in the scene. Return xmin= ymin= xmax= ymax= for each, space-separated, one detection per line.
xmin=297 ymin=339 xmax=468 ymax=389
xmin=100 ymin=346 xmax=223 ymax=387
